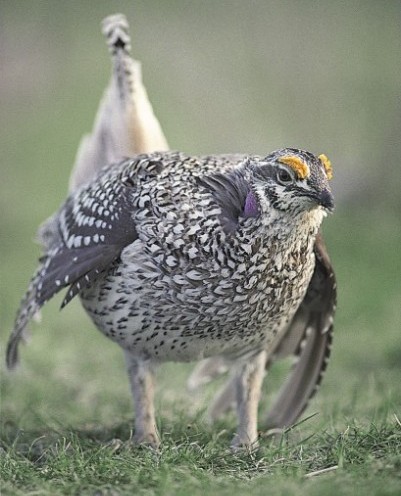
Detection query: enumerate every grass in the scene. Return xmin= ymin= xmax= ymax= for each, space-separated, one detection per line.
xmin=1 ymin=1 xmax=401 ymax=494
xmin=1 ymin=417 xmax=400 ymax=495
xmin=1 ymin=209 xmax=400 ymax=496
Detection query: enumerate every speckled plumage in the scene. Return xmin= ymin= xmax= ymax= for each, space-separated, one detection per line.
xmin=6 ymin=11 xmax=337 ymax=451
xmin=7 ymin=147 xmax=333 ymax=448
xmin=80 ymin=152 xmax=321 ymax=362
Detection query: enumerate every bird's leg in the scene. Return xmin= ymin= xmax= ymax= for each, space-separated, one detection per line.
xmin=231 ymin=350 xmax=267 ymax=451
xmin=124 ymin=352 xmax=160 ymax=448
xmin=206 ymin=369 xmax=237 ymax=423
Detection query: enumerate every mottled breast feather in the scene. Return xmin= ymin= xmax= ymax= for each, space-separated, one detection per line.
xmin=264 ymin=232 xmax=336 ymax=428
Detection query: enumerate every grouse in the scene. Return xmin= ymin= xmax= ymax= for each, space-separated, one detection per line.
xmin=7 ymin=148 xmax=334 ymax=449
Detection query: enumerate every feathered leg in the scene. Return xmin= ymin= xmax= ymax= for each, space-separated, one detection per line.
xmin=231 ymin=350 xmax=267 ymax=450
xmin=124 ymin=352 xmax=160 ymax=448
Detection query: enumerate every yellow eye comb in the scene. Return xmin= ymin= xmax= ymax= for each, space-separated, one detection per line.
xmin=318 ymin=154 xmax=333 ymax=180
xmin=278 ymin=155 xmax=309 ymax=179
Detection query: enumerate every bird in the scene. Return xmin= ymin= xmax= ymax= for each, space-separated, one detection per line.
xmin=67 ymin=17 xmax=336 ymax=432
xmin=7 ymin=145 xmax=334 ymax=449
xmin=6 ymin=13 xmax=337 ymax=450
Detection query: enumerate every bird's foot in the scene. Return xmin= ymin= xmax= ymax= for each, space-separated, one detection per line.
xmin=132 ymin=430 xmax=161 ymax=450
xmin=230 ymin=434 xmax=259 ymax=453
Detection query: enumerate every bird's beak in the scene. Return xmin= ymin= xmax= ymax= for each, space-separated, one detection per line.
xmin=318 ymin=189 xmax=335 ymax=212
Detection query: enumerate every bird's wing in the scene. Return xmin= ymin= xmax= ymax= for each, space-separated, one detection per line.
xmin=68 ymin=13 xmax=168 ymax=193
xmin=263 ymin=232 xmax=336 ymax=428
xmin=6 ymin=162 xmax=139 ymax=369
xmin=38 ymin=14 xmax=168 ymax=264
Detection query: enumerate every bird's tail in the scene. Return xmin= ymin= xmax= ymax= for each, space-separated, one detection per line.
xmin=69 ymin=13 xmax=169 ymax=191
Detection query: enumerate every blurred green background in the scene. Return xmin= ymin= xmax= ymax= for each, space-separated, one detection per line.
xmin=1 ymin=0 xmax=400 ymax=435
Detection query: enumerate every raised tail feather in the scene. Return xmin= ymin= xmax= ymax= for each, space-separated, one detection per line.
xmin=69 ymin=13 xmax=168 ymax=192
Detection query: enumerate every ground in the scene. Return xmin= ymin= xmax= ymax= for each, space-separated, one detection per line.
xmin=1 ymin=211 xmax=400 ymax=495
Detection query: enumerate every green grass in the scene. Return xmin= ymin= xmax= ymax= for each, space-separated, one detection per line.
xmin=1 ymin=211 xmax=400 ymax=496
xmin=1 ymin=418 xmax=401 ymax=495
xmin=1 ymin=2 xmax=401 ymax=494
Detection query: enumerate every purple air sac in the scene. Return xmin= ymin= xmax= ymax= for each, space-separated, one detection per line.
xmin=243 ymin=190 xmax=260 ymax=218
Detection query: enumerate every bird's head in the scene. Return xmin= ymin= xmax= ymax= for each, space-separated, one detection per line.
xmin=244 ymin=148 xmax=334 ymax=218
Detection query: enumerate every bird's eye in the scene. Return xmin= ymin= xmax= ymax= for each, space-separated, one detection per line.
xmin=276 ymin=168 xmax=293 ymax=185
